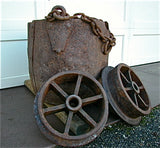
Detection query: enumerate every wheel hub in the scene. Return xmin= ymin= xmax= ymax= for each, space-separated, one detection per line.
xmin=66 ymin=95 xmax=82 ymax=112
xmin=132 ymin=81 xmax=140 ymax=94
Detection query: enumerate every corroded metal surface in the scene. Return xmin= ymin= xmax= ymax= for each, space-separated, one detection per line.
xmin=102 ymin=63 xmax=151 ymax=125
xmin=45 ymin=6 xmax=116 ymax=55
xmin=28 ymin=5 xmax=116 ymax=93
xmin=34 ymin=71 xmax=108 ymax=147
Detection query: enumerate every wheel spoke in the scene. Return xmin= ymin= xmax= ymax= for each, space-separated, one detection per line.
xmin=43 ymin=104 xmax=66 ymax=115
xmin=82 ymin=94 xmax=103 ymax=106
xmin=133 ymin=93 xmax=139 ymax=106
xmin=50 ymin=81 xmax=68 ymax=98
xmin=137 ymin=95 xmax=148 ymax=107
xmin=78 ymin=109 xmax=97 ymax=127
xmin=128 ymin=69 xmax=132 ymax=82
xmin=64 ymin=111 xmax=73 ymax=134
xmin=74 ymin=75 xmax=83 ymax=95
xmin=125 ymin=87 xmax=133 ymax=91
xmin=120 ymin=71 xmax=131 ymax=84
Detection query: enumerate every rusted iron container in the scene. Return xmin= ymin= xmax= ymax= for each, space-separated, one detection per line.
xmin=28 ymin=6 xmax=116 ymax=93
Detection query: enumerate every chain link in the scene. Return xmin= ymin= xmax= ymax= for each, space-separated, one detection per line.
xmin=45 ymin=6 xmax=116 ymax=55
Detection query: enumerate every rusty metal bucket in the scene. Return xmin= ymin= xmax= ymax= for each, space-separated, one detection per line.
xmin=28 ymin=5 xmax=116 ymax=94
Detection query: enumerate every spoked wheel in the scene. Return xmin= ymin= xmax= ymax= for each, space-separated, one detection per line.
xmin=102 ymin=63 xmax=151 ymax=125
xmin=34 ymin=71 xmax=108 ymax=147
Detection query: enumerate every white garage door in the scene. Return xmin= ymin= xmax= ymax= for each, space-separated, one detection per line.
xmin=0 ymin=0 xmax=160 ymax=89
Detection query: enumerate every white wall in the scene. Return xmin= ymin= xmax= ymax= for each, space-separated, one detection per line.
xmin=0 ymin=0 xmax=36 ymax=89
xmin=0 ymin=0 xmax=160 ymax=89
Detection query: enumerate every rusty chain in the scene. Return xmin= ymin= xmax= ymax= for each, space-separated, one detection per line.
xmin=45 ymin=5 xmax=70 ymax=21
xmin=45 ymin=6 xmax=116 ymax=55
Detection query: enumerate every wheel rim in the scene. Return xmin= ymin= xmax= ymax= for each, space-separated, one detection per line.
xmin=34 ymin=71 xmax=108 ymax=147
xmin=102 ymin=64 xmax=151 ymax=125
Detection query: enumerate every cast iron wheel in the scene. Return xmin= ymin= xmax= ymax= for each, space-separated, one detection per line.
xmin=102 ymin=63 xmax=151 ymax=125
xmin=34 ymin=71 xmax=108 ymax=147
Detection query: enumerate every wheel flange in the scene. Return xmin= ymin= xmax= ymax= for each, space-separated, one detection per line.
xmin=102 ymin=63 xmax=151 ymax=125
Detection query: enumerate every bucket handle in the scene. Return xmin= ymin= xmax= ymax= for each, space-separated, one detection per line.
xmin=45 ymin=5 xmax=70 ymax=21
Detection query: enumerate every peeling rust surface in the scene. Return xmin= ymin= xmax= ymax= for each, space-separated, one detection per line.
xmin=28 ymin=5 xmax=116 ymax=93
